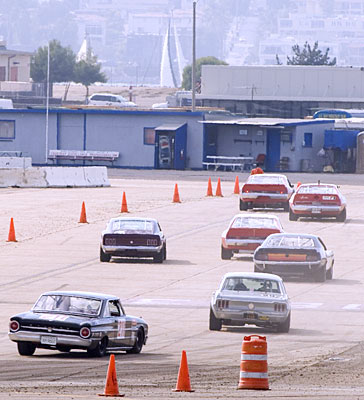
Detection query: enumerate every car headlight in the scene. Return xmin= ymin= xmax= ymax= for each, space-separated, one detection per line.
xmin=80 ymin=327 xmax=91 ymax=339
xmin=9 ymin=320 xmax=20 ymax=332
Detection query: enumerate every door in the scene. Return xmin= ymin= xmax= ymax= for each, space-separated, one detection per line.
xmin=203 ymin=126 xmax=217 ymax=160
xmin=266 ymin=129 xmax=281 ymax=172
xmin=0 ymin=66 xmax=5 ymax=81
xmin=174 ymin=124 xmax=187 ymax=170
xmin=106 ymin=300 xmax=128 ymax=347
xmin=10 ymin=66 xmax=18 ymax=81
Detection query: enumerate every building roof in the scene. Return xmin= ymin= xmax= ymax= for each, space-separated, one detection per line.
xmin=0 ymin=47 xmax=33 ymax=56
xmin=201 ymin=117 xmax=334 ymax=127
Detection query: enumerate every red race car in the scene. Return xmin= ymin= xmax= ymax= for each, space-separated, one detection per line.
xmin=289 ymin=183 xmax=347 ymax=222
xmin=240 ymin=174 xmax=294 ymax=211
xmin=221 ymin=213 xmax=284 ymax=259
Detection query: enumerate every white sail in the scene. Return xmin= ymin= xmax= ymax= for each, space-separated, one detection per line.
xmin=160 ymin=26 xmax=176 ymax=87
xmin=173 ymin=21 xmax=187 ymax=86
xmin=77 ymin=37 xmax=88 ymax=62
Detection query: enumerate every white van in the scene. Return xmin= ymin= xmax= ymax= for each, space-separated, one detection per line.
xmin=88 ymin=93 xmax=136 ymax=108
xmin=0 ymin=98 xmax=13 ymax=109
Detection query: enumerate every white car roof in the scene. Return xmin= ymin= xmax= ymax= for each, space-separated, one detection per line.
xmin=249 ymin=173 xmax=288 ymax=179
xmin=298 ymin=183 xmax=337 ymax=188
xmin=231 ymin=213 xmax=280 ymax=220
xmin=222 ymin=272 xmax=283 ymax=282
xmin=108 ymin=217 xmax=158 ymax=223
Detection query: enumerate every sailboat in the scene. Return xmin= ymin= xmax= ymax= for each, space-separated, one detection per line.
xmin=160 ymin=18 xmax=187 ymax=87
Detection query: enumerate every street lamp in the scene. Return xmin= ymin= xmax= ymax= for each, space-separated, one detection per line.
xmin=192 ymin=0 xmax=197 ymax=112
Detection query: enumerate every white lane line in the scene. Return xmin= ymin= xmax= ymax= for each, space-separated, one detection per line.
xmin=291 ymin=302 xmax=323 ymax=309
xmin=342 ymin=303 xmax=362 ymax=310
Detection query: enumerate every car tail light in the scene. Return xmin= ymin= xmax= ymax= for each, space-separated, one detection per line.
xmin=255 ymin=252 xmax=268 ymax=261
xmin=274 ymin=304 xmax=286 ymax=312
xmin=217 ymin=299 xmax=229 ymax=309
xmin=306 ymin=253 xmax=320 ymax=262
xmin=80 ymin=327 xmax=91 ymax=339
xmin=9 ymin=320 xmax=20 ymax=332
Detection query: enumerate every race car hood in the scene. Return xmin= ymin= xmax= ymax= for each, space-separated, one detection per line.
xmin=11 ymin=311 xmax=95 ymax=328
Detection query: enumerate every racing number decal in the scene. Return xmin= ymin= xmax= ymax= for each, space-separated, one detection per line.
xmin=117 ymin=320 xmax=126 ymax=339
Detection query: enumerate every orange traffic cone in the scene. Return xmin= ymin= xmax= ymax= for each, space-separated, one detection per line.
xmin=206 ymin=177 xmax=213 ymax=196
xmin=296 ymin=181 xmax=302 ymax=188
xmin=99 ymin=354 xmax=124 ymax=397
xmin=173 ymin=183 xmax=181 ymax=203
xmin=120 ymin=192 xmax=129 ymax=213
xmin=79 ymin=201 xmax=88 ymax=223
xmin=234 ymin=175 xmax=240 ymax=194
xmin=173 ymin=350 xmax=194 ymax=392
xmin=7 ymin=218 xmax=17 ymax=242
xmin=215 ymin=178 xmax=223 ymax=197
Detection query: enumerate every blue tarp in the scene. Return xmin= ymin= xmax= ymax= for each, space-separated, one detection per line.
xmin=324 ymin=130 xmax=359 ymax=151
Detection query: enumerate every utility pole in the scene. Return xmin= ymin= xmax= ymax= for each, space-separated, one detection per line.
xmin=192 ymin=0 xmax=196 ymax=112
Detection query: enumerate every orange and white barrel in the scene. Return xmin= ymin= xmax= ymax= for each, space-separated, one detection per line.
xmin=238 ymin=335 xmax=269 ymax=390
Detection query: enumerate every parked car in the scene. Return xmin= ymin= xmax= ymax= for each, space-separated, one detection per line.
xmin=289 ymin=183 xmax=346 ymax=222
xmin=8 ymin=291 xmax=148 ymax=357
xmin=221 ymin=213 xmax=284 ymax=259
xmin=253 ymin=233 xmax=334 ymax=282
xmin=88 ymin=93 xmax=136 ymax=107
xmin=240 ymin=173 xmax=294 ymax=211
xmin=209 ymin=272 xmax=291 ymax=332
xmin=100 ymin=217 xmax=167 ymax=263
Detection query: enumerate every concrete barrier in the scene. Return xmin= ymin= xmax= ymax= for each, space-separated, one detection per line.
xmin=0 ymin=166 xmax=110 ymax=188
xmin=0 ymin=157 xmax=32 ymax=168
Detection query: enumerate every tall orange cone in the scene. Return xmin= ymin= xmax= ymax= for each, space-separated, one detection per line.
xmin=234 ymin=175 xmax=240 ymax=194
xmin=215 ymin=178 xmax=223 ymax=197
xmin=173 ymin=183 xmax=181 ymax=203
xmin=173 ymin=350 xmax=194 ymax=392
xmin=79 ymin=201 xmax=88 ymax=223
xmin=120 ymin=192 xmax=129 ymax=213
xmin=7 ymin=218 xmax=17 ymax=242
xmin=206 ymin=177 xmax=213 ymax=196
xmin=99 ymin=354 xmax=124 ymax=397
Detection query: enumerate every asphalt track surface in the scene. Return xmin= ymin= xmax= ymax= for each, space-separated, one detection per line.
xmin=1 ymin=169 xmax=364 ymax=399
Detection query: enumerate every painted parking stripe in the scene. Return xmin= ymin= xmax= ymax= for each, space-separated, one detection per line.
xmin=291 ymin=302 xmax=323 ymax=309
xmin=342 ymin=304 xmax=362 ymax=310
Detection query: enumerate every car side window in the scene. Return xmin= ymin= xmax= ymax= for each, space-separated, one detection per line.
xmin=107 ymin=300 xmax=121 ymax=317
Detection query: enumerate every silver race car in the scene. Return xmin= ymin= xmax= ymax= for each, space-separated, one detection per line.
xmin=9 ymin=291 xmax=148 ymax=357
xmin=209 ymin=272 xmax=291 ymax=333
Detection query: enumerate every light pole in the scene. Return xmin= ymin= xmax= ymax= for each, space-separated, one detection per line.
xmin=192 ymin=0 xmax=196 ymax=112
xmin=45 ymin=41 xmax=50 ymax=165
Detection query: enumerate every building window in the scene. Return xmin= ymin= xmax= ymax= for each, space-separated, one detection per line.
xmin=144 ymin=127 xmax=155 ymax=145
xmin=281 ymin=132 xmax=292 ymax=142
xmin=0 ymin=120 xmax=15 ymax=140
xmin=303 ymin=132 xmax=313 ymax=147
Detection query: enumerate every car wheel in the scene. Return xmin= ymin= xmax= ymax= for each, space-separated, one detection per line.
xmin=326 ymin=266 xmax=333 ymax=280
xmin=209 ymin=308 xmax=222 ymax=331
xmin=289 ymin=208 xmax=298 ymax=221
xmin=126 ymin=328 xmax=144 ymax=354
xmin=153 ymin=249 xmax=164 ymax=263
xmin=314 ymin=266 xmax=326 ymax=282
xmin=87 ymin=337 xmax=108 ymax=357
xmin=277 ymin=313 xmax=290 ymax=333
xmin=336 ymin=208 xmax=346 ymax=222
xmin=17 ymin=341 xmax=36 ymax=356
xmin=283 ymin=202 xmax=290 ymax=212
xmin=100 ymin=247 xmax=111 ymax=262
xmin=239 ymin=199 xmax=248 ymax=211
xmin=221 ymin=246 xmax=232 ymax=260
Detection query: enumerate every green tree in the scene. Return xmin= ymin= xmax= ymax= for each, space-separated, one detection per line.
xmin=74 ymin=50 xmax=107 ymax=99
xmin=31 ymin=39 xmax=76 ymax=83
xmin=286 ymin=41 xmax=336 ymax=66
xmin=182 ymin=56 xmax=228 ymax=90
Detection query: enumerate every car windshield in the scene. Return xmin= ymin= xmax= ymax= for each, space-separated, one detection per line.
xmin=298 ymin=185 xmax=337 ymax=194
xmin=223 ymin=277 xmax=281 ymax=293
xmin=248 ymin=175 xmax=285 ymax=185
xmin=111 ymin=219 xmax=156 ymax=233
xmin=231 ymin=216 xmax=279 ymax=229
xmin=265 ymin=235 xmax=315 ymax=248
xmin=33 ymin=295 xmax=102 ymax=316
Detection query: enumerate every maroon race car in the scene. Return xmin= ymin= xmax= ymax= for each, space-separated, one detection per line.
xmin=240 ymin=174 xmax=294 ymax=211
xmin=221 ymin=213 xmax=284 ymax=259
xmin=289 ymin=183 xmax=347 ymax=222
